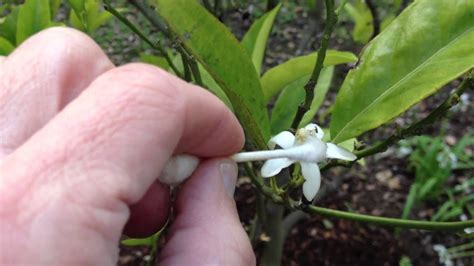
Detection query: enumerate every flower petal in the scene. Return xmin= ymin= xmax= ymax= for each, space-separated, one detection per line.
xmin=261 ymin=158 xmax=295 ymax=177
xmin=268 ymin=131 xmax=295 ymax=149
xmin=303 ymin=179 xmax=321 ymax=201
xmin=304 ymin=123 xmax=324 ymax=139
xmin=301 ymin=162 xmax=321 ymax=182
xmin=301 ymin=162 xmax=321 ymax=201
xmin=326 ymin=143 xmax=357 ymax=161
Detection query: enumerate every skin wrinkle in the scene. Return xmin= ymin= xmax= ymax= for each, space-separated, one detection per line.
xmin=0 ymin=28 xmax=113 ymax=160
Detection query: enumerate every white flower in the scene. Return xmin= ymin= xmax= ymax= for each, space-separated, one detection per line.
xmin=260 ymin=123 xmax=356 ymax=201
xmin=159 ymin=124 xmax=356 ymax=201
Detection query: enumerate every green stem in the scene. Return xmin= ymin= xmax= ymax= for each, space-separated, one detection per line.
xmin=291 ymin=0 xmax=337 ymax=130
xmin=103 ymin=0 xmax=182 ymax=77
xmin=450 ymin=251 xmax=474 ymax=260
xmin=250 ymin=174 xmax=474 ymax=231
xmin=127 ymin=0 xmax=169 ymax=36
xmin=448 ymin=241 xmax=474 ymax=253
xmin=244 ymin=163 xmax=266 ymax=245
xmin=298 ymin=204 xmax=474 ymax=231
xmin=189 ymin=58 xmax=203 ymax=86
xmin=178 ymin=47 xmax=192 ymax=82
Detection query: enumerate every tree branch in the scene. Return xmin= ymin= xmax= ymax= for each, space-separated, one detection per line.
xmin=291 ymin=0 xmax=337 ymax=130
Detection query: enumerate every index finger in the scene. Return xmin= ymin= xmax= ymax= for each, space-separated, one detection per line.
xmin=2 ymin=63 xmax=244 ymax=204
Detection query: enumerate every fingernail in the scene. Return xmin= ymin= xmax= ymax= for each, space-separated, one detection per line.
xmin=219 ymin=160 xmax=238 ymax=198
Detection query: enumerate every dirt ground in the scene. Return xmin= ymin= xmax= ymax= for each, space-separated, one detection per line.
xmin=111 ymin=3 xmax=473 ymax=265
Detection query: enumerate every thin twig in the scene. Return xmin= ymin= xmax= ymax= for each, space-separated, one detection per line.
xmin=178 ymin=46 xmax=192 ymax=81
xmin=291 ymin=0 xmax=337 ymax=130
xmin=323 ymin=75 xmax=473 ymax=170
xmin=103 ymin=0 xmax=182 ymax=77
xmin=297 ymin=204 xmax=474 ymax=231
xmin=127 ymin=0 xmax=169 ymax=36
xmin=189 ymin=59 xmax=203 ymax=86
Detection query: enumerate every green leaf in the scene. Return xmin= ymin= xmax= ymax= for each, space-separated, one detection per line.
xmin=270 ymin=76 xmax=306 ymax=134
xmin=198 ymin=64 xmax=234 ymax=111
xmin=261 ymin=50 xmax=357 ymax=101
xmin=139 ymin=53 xmax=170 ymax=69
xmin=0 ymin=36 xmax=15 ymax=56
xmin=69 ymin=8 xmax=85 ymax=31
xmin=154 ymin=0 xmax=270 ymax=149
xmin=121 ymin=237 xmax=153 ymax=247
xmin=300 ymin=67 xmax=335 ymax=127
xmin=380 ymin=14 xmax=396 ymax=32
xmin=69 ymin=0 xmax=112 ymax=34
xmin=83 ymin=0 xmax=112 ymax=33
xmin=401 ymin=183 xmax=419 ymax=219
xmin=67 ymin=0 xmax=86 ymax=18
xmin=16 ymin=0 xmax=54 ymax=44
xmin=270 ymin=67 xmax=334 ymax=133
xmin=344 ymin=0 xmax=374 ymax=44
xmin=0 ymin=7 xmax=19 ymax=45
xmin=331 ymin=0 xmax=474 ymax=143
xmin=241 ymin=3 xmax=281 ymax=74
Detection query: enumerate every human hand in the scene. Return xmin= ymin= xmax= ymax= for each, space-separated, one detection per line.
xmin=0 ymin=28 xmax=255 ymax=265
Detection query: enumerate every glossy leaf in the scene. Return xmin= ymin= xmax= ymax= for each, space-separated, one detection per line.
xmin=261 ymin=50 xmax=357 ymax=101
xmin=270 ymin=76 xmax=306 ymax=134
xmin=83 ymin=0 xmax=112 ymax=33
xmin=16 ymin=0 xmax=54 ymax=44
xmin=69 ymin=9 xmax=85 ymax=31
xmin=270 ymin=67 xmax=334 ymax=134
xmin=300 ymin=66 xmax=335 ymax=127
xmin=67 ymin=0 xmax=85 ymax=19
xmin=0 ymin=7 xmax=19 ymax=45
xmin=198 ymin=64 xmax=234 ymax=111
xmin=331 ymin=0 xmax=474 ymax=143
xmin=380 ymin=14 xmax=395 ymax=32
xmin=69 ymin=0 xmax=112 ymax=33
xmin=0 ymin=36 xmax=15 ymax=56
xmin=154 ymin=0 xmax=270 ymax=148
xmin=344 ymin=0 xmax=373 ymax=44
xmin=241 ymin=3 xmax=281 ymax=74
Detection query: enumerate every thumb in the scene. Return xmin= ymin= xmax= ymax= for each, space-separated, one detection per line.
xmin=159 ymin=159 xmax=255 ymax=265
